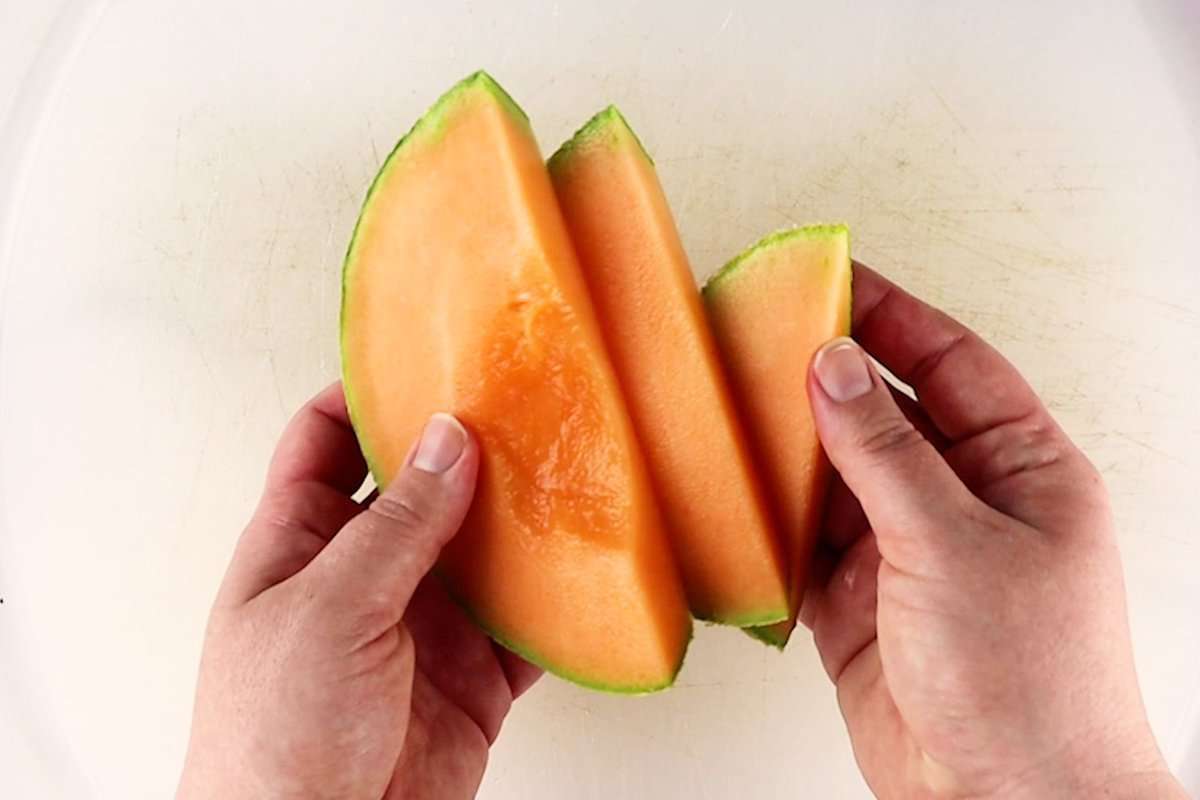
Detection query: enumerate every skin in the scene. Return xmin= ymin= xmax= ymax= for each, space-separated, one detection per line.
xmin=798 ymin=264 xmax=1187 ymax=799
xmin=178 ymin=264 xmax=1187 ymax=799
xmin=176 ymin=393 xmax=540 ymax=800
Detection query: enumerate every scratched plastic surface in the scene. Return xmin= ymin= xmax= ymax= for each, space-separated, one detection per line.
xmin=0 ymin=1 xmax=1198 ymax=798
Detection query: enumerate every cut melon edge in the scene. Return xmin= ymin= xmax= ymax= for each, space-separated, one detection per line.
xmin=702 ymin=223 xmax=851 ymax=297
xmin=745 ymin=621 xmax=790 ymax=650
xmin=694 ymin=605 xmax=788 ymax=628
xmin=547 ymin=104 xmax=654 ymax=175
xmin=703 ymin=222 xmax=854 ymax=650
xmin=339 ymin=70 xmax=528 ymax=487
xmin=436 ymin=571 xmax=694 ymax=694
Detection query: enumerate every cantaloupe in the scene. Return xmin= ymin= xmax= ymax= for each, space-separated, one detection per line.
xmin=702 ymin=226 xmax=852 ymax=646
xmin=340 ymin=72 xmax=692 ymax=691
xmin=548 ymin=108 xmax=788 ymax=626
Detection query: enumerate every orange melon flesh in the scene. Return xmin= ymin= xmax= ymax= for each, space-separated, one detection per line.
xmin=548 ymin=108 xmax=789 ymax=626
xmin=702 ymin=226 xmax=852 ymax=646
xmin=340 ymin=73 xmax=692 ymax=691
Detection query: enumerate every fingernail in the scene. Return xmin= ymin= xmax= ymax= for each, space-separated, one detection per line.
xmin=814 ymin=338 xmax=873 ymax=402
xmin=412 ymin=413 xmax=467 ymax=473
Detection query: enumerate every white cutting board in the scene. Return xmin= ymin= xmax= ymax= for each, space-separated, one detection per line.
xmin=1 ymin=1 xmax=1198 ymax=797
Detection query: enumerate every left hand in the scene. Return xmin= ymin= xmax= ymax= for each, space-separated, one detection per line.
xmin=177 ymin=383 xmax=540 ymax=800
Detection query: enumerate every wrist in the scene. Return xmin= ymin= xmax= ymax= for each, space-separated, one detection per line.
xmin=1002 ymin=766 xmax=1186 ymax=800
xmin=999 ymin=733 xmax=1185 ymax=800
xmin=1092 ymin=769 xmax=1190 ymax=800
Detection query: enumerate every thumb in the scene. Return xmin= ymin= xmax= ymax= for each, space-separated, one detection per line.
xmin=309 ymin=413 xmax=479 ymax=630
xmin=808 ymin=338 xmax=974 ymax=568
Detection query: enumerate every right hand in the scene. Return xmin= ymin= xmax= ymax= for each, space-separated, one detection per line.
xmin=801 ymin=265 xmax=1188 ymax=799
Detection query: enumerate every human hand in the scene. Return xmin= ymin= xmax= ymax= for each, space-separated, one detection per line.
xmin=177 ymin=384 xmax=540 ymax=800
xmin=801 ymin=265 xmax=1187 ymax=799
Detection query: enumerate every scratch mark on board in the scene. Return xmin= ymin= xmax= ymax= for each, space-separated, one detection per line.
xmin=929 ymin=84 xmax=969 ymax=136
xmin=1113 ymin=430 xmax=1186 ymax=466
xmin=266 ymin=347 xmax=287 ymax=417
xmin=366 ymin=116 xmax=381 ymax=167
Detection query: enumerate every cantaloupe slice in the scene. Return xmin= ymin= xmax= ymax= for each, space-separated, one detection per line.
xmin=548 ymin=108 xmax=789 ymax=626
xmin=702 ymin=225 xmax=852 ymax=646
xmin=340 ymin=72 xmax=692 ymax=691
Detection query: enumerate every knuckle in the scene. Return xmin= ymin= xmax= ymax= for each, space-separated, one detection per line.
xmin=257 ymin=482 xmax=344 ymax=536
xmin=369 ymin=489 xmax=429 ymax=534
xmin=362 ymin=471 xmax=455 ymax=554
xmin=314 ymin=568 xmax=400 ymax=639
xmin=997 ymin=416 xmax=1105 ymax=490
xmin=1013 ymin=418 xmax=1069 ymax=469
xmin=355 ymin=501 xmax=438 ymax=579
xmin=255 ymin=485 xmax=314 ymax=528
xmin=349 ymin=602 xmax=400 ymax=642
xmin=393 ymin=623 xmax=415 ymax=656
xmin=856 ymin=418 xmax=926 ymax=460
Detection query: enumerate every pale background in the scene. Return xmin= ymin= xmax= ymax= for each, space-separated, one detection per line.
xmin=0 ymin=1 xmax=1197 ymax=797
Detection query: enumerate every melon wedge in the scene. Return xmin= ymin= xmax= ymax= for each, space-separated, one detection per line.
xmin=549 ymin=108 xmax=788 ymax=626
xmin=340 ymin=72 xmax=692 ymax=691
xmin=702 ymin=225 xmax=852 ymax=646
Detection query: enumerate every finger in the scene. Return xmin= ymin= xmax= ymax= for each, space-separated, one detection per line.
xmin=388 ymin=668 xmax=488 ymax=799
xmin=219 ymin=383 xmax=369 ymax=605
xmin=851 ymin=263 xmax=1050 ymax=443
xmin=889 ymin=384 xmax=948 ymax=453
xmin=798 ymin=543 xmax=838 ymax=630
xmin=879 ymin=339 xmax=1082 ymax=529
xmin=813 ymin=533 xmax=882 ymax=682
xmin=265 ymin=381 xmax=368 ymax=496
xmin=219 ymin=482 xmax=362 ymax=605
xmin=821 ymin=476 xmax=868 ymax=552
xmin=834 ymin=640 xmax=918 ymax=800
xmin=404 ymin=577 xmax=514 ymax=744
xmin=307 ymin=413 xmax=479 ymax=638
xmin=494 ymin=646 xmax=543 ymax=700
xmin=809 ymin=338 xmax=977 ymax=574
xmin=943 ymin=416 xmax=1098 ymax=530
xmin=821 ymin=389 xmax=944 ymax=555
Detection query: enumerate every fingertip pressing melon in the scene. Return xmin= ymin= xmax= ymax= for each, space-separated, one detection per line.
xmin=341 ymin=72 xmax=692 ymax=692
xmin=702 ymin=225 xmax=853 ymax=647
xmin=548 ymin=107 xmax=789 ymax=626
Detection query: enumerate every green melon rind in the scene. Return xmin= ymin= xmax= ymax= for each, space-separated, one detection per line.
xmin=341 ymin=70 xmax=529 ymax=485
xmin=744 ymin=623 xmax=790 ymax=650
xmin=702 ymin=223 xmax=853 ymax=650
xmin=701 ymin=223 xmax=851 ymax=297
xmin=339 ymin=71 xmax=690 ymax=694
xmin=693 ymin=605 xmax=788 ymax=628
xmin=547 ymin=104 xmax=655 ymax=174
xmin=552 ymin=108 xmax=797 ymax=631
